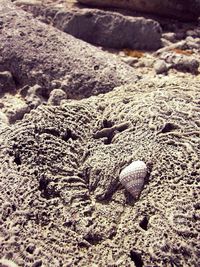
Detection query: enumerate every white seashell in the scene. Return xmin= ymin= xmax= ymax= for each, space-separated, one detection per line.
xmin=119 ymin=160 xmax=147 ymax=199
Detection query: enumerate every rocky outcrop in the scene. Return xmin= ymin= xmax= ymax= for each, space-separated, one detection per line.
xmin=0 ymin=77 xmax=199 ymax=266
xmin=54 ymin=8 xmax=161 ymax=50
xmin=15 ymin=3 xmax=162 ymax=50
xmin=0 ymin=0 xmax=137 ymax=98
xmin=78 ymin=0 xmax=200 ymax=21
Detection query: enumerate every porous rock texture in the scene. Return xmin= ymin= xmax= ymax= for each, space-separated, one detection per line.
xmin=0 ymin=77 xmax=199 ymax=267
xmin=15 ymin=4 xmax=162 ymax=50
xmin=160 ymin=52 xmax=199 ymax=74
xmin=78 ymin=0 xmax=200 ymax=21
xmin=0 ymin=0 xmax=137 ymax=98
xmin=53 ymin=8 xmax=162 ymax=50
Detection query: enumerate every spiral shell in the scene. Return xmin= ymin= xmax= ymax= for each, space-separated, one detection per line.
xmin=119 ymin=160 xmax=147 ymax=199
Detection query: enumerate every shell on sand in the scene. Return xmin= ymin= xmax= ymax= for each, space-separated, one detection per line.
xmin=119 ymin=160 xmax=147 ymax=199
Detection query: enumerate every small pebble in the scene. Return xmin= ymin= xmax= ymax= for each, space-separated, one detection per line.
xmin=154 ymin=60 xmax=168 ymax=74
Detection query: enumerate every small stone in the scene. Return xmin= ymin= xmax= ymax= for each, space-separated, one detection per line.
xmin=154 ymin=60 xmax=168 ymax=74
xmin=174 ymin=57 xmax=199 ymax=74
xmin=162 ymin=32 xmax=177 ymax=43
xmin=162 ymin=51 xmax=199 ymax=74
xmin=121 ymin=56 xmax=138 ymax=67
xmin=185 ymin=37 xmax=200 ymax=49
xmin=25 ymin=85 xmax=44 ymax=108
xmin=7 ymin=104 xmax=30 ymax=124
xmin=186 ymin=29 xmax=200 ymax=38
xmin=48 ymin=89 xmax=67 ymax=106
xmin=32 ymin=260 xmax=42 ymax=267
xmin=26 ymin=84 xmax=43 ymax=97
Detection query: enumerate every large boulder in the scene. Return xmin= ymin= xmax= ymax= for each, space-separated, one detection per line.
xmin=53 ymin=8 xmax=162 ymax=50
xmin=0 ymin=1 xmax=137 ymax=98
xmin=78 ymin=0 xmax=200 ymax=21
xmin=13 ymin=2 xmax=162 ymax=50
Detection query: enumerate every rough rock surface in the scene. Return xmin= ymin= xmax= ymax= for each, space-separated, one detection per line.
xmin=0 ymin=77 xmax=199 ymax=267
xmin=48 ymin=89 xmax=67 ymax=105
xmin=160 ymin=52 xmax=199 ymax=74
xmin=0 ymin=1 xmax=137 ymax=98
xmin=18 ymin=5 xmax=162 ymax=50
xmin=154 ymin=60 xmax=168 ymax=74
xmin=78 ymin=0 xmax=200 ymax=21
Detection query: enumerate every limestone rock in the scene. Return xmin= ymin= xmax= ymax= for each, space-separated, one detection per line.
xmin=0 ymin=93 xmax=30 ymax=124
xmin=52 ymin=8 xmax=161 ymax=50
xmin=154 ymin=60 xmax=168 ymax=74
xmin=78 ymin=0 xmax=200 ymax=21
xmin=0 ymin=77 xmax=199 ymax=266
xmin=160 ymin=52 xmax=199 ymax=74
xmin=24 ymin=84 xmax=45 ymax=109
xmin=0 ymin=0 xmax=137 ymax=98
xmin=48 ymin=89 xmax=67 ymax=105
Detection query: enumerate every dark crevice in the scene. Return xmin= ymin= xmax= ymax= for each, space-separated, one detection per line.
xmin=14 ymin=153 xmax=21 ymax=165
xmin=62 ymin=129 xmax=78 ymax=141
xmin=104 ymin=131 xmax=115 ymax=145
xmin=94 ymin=121 xmax=130 ymax=144
xmin=130 ymin=250 xmax=143 ymax=267
xmin=11 ymin=72 xmax=21 ymax=89
xmin=38 ymin=175 xmax=49 ymax=192
xmin=93 ymin=65 xmax=99 ymax=70
xmin=139 ymin=216 xmax=149 ymax=231
xmin=160 ymin=122 xmax=180 ymax=133
xmin=32 ymin=260 xmax=42 ymax=267
xmin=38 ymin=175 xmax=60 ymax=199
xmin=84 ymin=233 xmax=103 ymax=245
xmin=102 ymin=119 xmax=113 ymax=128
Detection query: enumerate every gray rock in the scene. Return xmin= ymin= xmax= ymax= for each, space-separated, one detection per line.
xmin=48 ymin=89 xmax=67 ymax=106
xmin=0 ymin=71 xmax=16 ymax=93
xmin=121 ymin=56 xmax=138 ymax=66
xmin=53 ymin=8 xmax=162 ymax=50
xmin=186 ymin=29 xmax=200 ymax=38
xmin=6 ymin=104 xmax=30 ymax=124
xmin=154 ymin=60 xmax=168 ymax=74
xmin=185 ymin=36 xmax=200 ymax=50
xmin=162 ymin=32 xmax=177 ymax=43
xmin=160 ymin=52 xmax=199 ymax=74
xmin=25 ymin=85 xmax=45 ymax=109
xmin=0 ymin=1 xmax=137 ymax=99
xmin=78 ymin=0 xmax=200 ymax=21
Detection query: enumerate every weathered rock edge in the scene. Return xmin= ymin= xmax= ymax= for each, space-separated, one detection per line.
xmin=0 ymin=0 xmax=137 ymax=98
